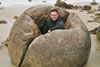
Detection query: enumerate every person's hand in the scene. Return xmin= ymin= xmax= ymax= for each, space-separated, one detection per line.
xmin=48 ymin=30 xmax=51 ymax=33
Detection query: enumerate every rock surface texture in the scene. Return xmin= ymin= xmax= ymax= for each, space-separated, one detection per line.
xmin=6 ymin=5 xmax=91 ymax=67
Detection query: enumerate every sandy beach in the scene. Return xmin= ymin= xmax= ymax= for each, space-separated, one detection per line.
xmin=0 ymin=1 xmax=100 ymax=67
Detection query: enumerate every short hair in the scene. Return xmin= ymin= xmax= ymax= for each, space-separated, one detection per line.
xmin=50 ymin=9 xmax=58 ymax=14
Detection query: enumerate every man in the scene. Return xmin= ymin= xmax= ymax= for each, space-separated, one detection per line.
xmin=47 ymin=9 xmax=65 ymax=33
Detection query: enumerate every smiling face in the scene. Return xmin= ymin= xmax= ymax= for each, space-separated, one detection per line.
xmin=50 ymin=11 xmax=58 ymax=21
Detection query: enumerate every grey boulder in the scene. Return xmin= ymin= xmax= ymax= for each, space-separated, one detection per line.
xmin=6 ymin=5 xmax=91 ymax=67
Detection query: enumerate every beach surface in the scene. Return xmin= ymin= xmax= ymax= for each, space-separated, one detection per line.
xmin=0 ymin=1 xmax=100 ymax=67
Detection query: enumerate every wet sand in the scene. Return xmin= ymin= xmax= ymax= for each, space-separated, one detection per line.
xmin=0 ymin=4 xmax=30 ymax=67
xmin=84 ymin=34 xmax=100 ymax=67
xmin=0 ymin=48 xmax=16 ymax=67
xmin=0 ymin=24 xmax=12 ymax=42
xmin=0 ymin=34 xmax=100 ymax=67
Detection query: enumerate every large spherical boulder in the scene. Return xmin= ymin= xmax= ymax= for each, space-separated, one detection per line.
xmin=55 ymin=1 xmax=67 ymax=8
xmin=6 ymin=5 xmax=91 ymax=67
xmin=55 ymin=1 xmax=74 ymax=9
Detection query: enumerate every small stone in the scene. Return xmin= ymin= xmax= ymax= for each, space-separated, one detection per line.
xmin=13 ymin=16 xmax=18 ymax=19
xmin=87 ymin=10 xmax=94 ymax=14
xmin=82 ymin=5 xmax=91 ymax=10
xmin=90 ymin=2 xmax=98 ymax=5
xmin=0 ymin=20 xmax=7 ymax=24
xmin=88 ymin=20 xmax=94 ymax=22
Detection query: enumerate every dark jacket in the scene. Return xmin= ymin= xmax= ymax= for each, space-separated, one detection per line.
xmin=38 ymin=16 xmax=64 ymax=34
xmin=47 ymin=16 xmax=64 ymax=31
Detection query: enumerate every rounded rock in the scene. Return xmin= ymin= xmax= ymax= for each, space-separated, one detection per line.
xmin=6 ymin=5 xmax=91 ymax=67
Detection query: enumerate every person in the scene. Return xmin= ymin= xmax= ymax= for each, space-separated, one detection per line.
xmin=38 ymin=9 xmax=64 ymax=34
xmin=47 ymin=9 xmax=65 ymax=33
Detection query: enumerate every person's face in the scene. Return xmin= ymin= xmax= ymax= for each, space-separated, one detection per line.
xmin=50 ymin=11 xmax=58 ymax=21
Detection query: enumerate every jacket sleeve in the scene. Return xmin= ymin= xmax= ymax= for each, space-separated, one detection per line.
xmin=50 ymin=18 xmax=64 ymax=31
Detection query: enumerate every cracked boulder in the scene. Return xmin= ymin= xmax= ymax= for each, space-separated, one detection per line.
xmin=6 ymin=5 xmax=91 ymax=67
